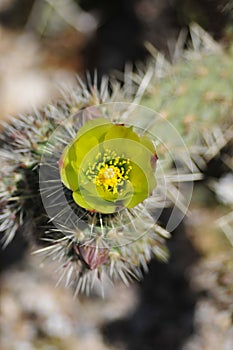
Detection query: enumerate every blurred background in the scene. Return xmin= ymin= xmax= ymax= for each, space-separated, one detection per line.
xmin=0 ymin=1 xmax=233 ymax=349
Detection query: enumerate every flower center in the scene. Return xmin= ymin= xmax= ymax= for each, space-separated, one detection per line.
xmin=95 ymin=165 xmax=121 ymax=193
xmin=85 ymin=150 xmax=132 ymax=195
xmin=103 ymin=167 xmax=116 ymax=179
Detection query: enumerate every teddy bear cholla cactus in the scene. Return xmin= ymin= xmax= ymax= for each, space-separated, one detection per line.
xmin=0 ymin=152 xmax=23 ymax=246
xmin=1 ymin=24 xmax=232 ymax=294
xmin=0 ymin=75 xmax=176 ymax=295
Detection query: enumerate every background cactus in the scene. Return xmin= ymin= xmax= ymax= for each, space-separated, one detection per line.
xmin=139 ymin=24 xmax=233 ymax=168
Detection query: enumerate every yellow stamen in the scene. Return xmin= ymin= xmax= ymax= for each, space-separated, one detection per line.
xmin=95 ymin=166 xmax=121 ymax=194
xmin=85 ymin=149 xmax=132 ymax=194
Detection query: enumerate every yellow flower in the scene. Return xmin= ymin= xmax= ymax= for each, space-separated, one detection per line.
xmin=59 ymin=118 xmax=157 ymax=213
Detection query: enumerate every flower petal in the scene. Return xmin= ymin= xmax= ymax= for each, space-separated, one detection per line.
xmin=73 ymin=189 xmax=117 ymax=214
xmin=60 ymin=163 xmax=78 ymax=191
xmin=104 ymin=125 xmax=140 ymax=142
xmin=75 ymin=117 xmax=112 ymax=141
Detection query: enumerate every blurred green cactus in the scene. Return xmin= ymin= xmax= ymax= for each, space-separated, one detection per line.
xmin=140 ymin=24 xmax=233 ymax=168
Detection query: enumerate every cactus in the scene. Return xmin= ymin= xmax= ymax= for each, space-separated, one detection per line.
xmin=0 ymin=24 xmax=232 ymax=294
xmin=139 ymin=24 xmax=233 ymax=253
xmin=139 ymin=24 xmax=233 ymax=168
xmin=0 ymin=77 xmax=174 ymax=295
